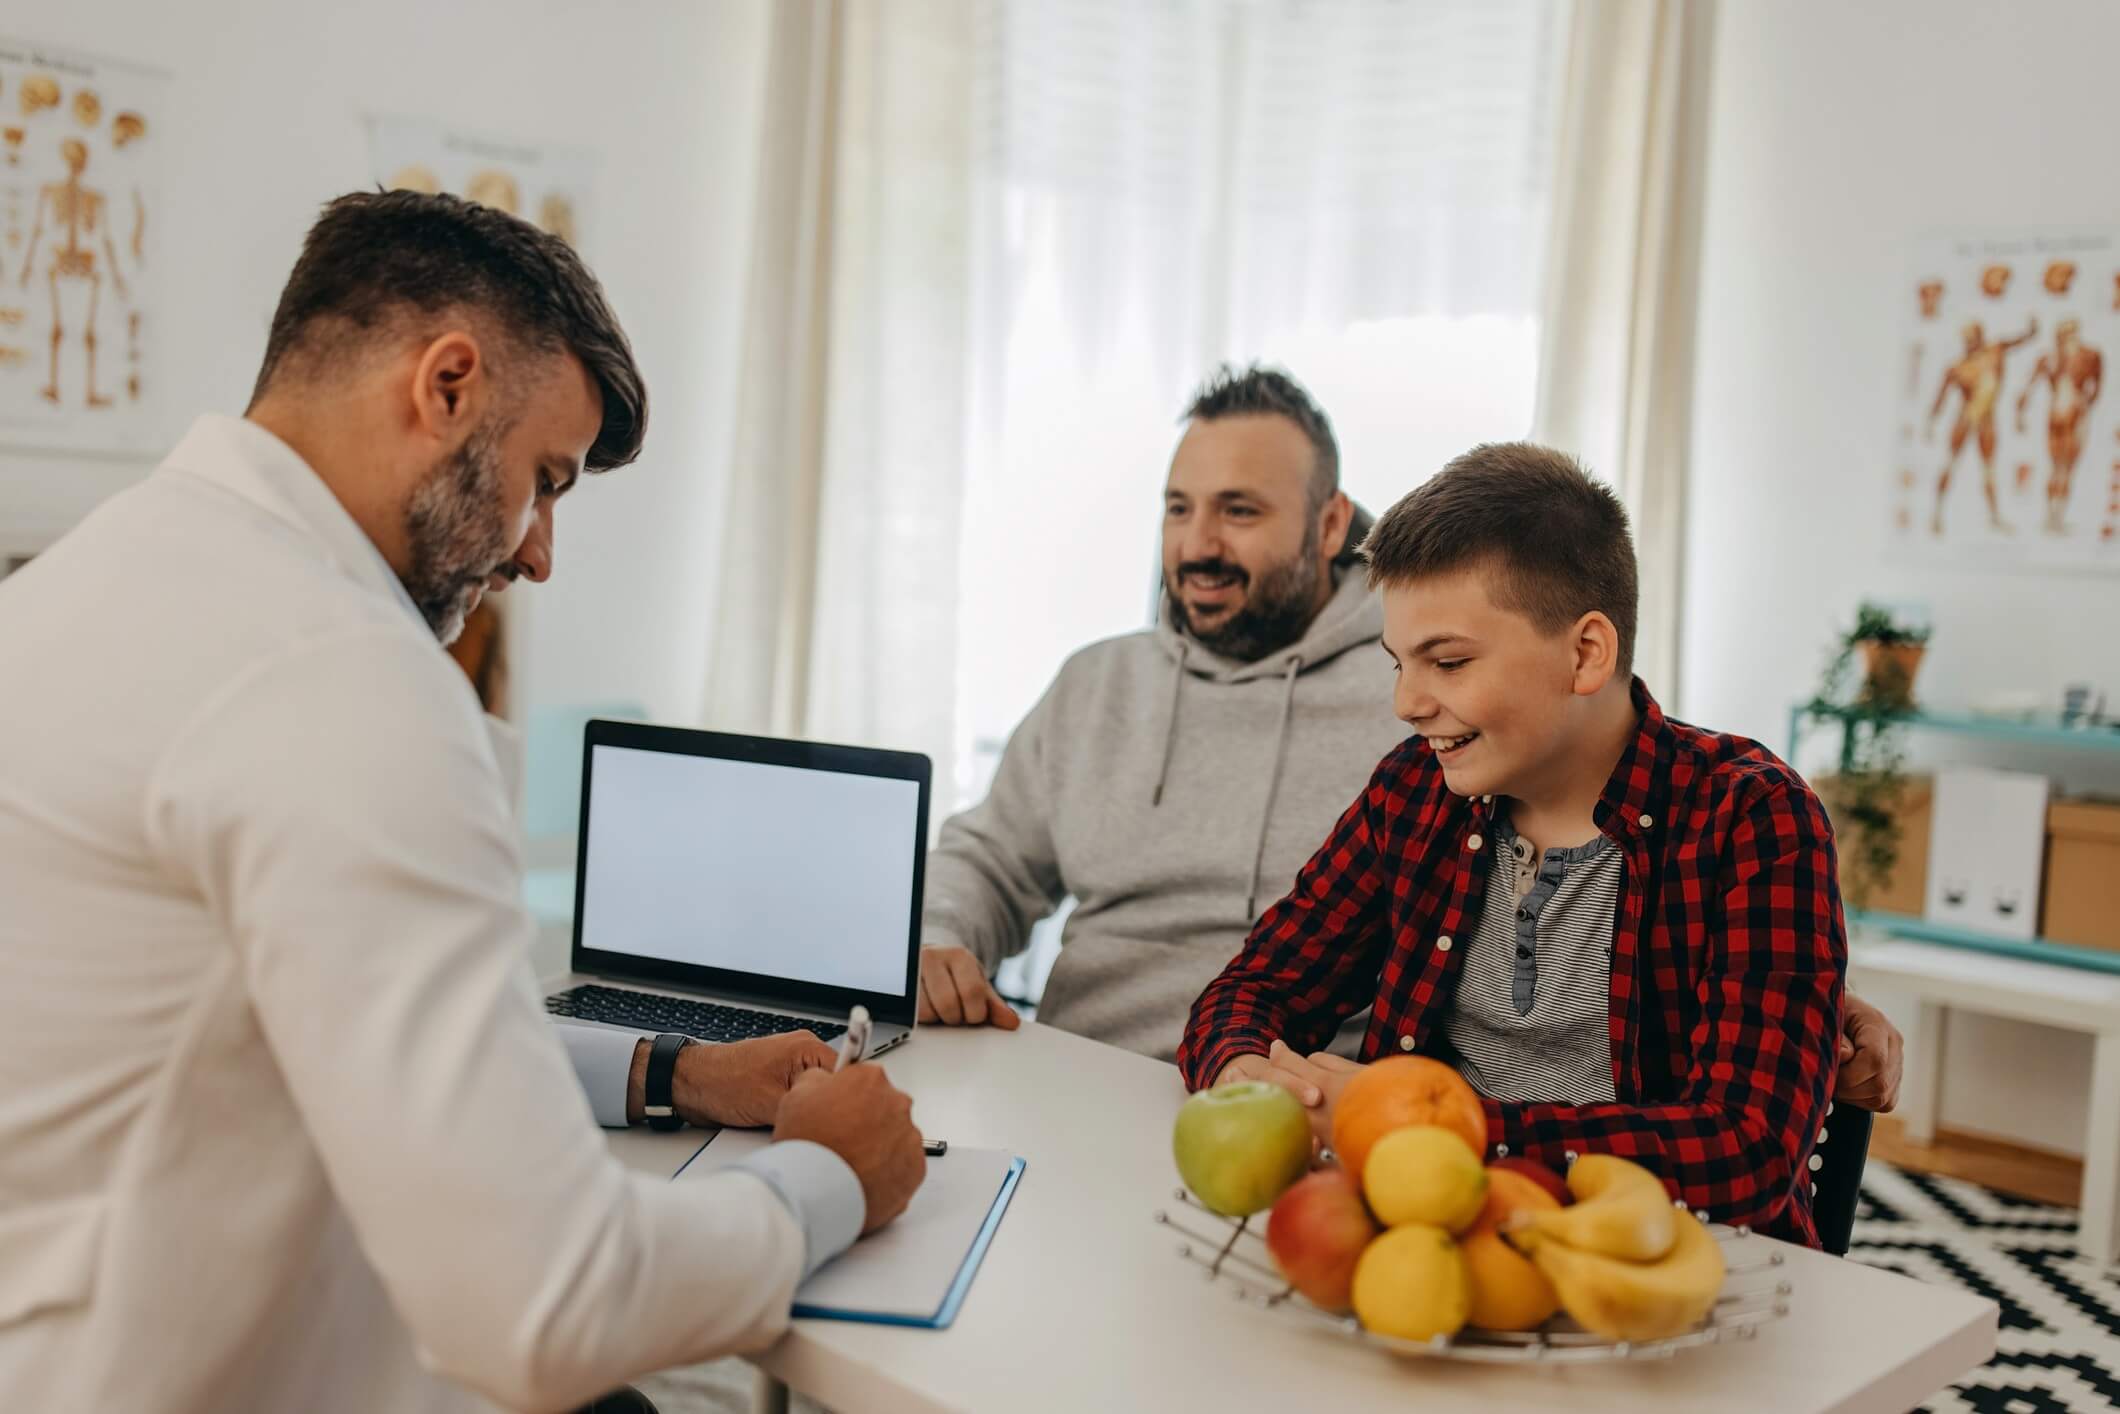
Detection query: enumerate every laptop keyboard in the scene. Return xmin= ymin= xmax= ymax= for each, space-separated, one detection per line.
xmin=545 ymin=984 xmax=847 ymax=1044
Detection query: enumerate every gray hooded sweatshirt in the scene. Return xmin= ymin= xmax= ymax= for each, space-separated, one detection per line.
xmin=920 ymin=513 xmax=1411 ymax=1061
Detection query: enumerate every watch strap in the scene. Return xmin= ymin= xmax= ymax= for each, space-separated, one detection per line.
xmin=644 ymin=1032 xmax=691 ymax=1131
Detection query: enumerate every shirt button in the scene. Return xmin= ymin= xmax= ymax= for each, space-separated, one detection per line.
xmin=1466 ymin=834 xmax=1484 ymax=851
xmin=1808 ymin=1152 xmax=1824 ymax=1172
xmin=1818 ymin=1127 xmax=1829 ymax=1145
xmin=1638 ymin=814 xmax=1654 ymax=829
xmin=1563 ymin=1150 xmax=1579 ymax=1166
xmin=1399 ymin=1033 xmax=1417 ymax=1052
xmin=1494 ymin=1143 xmax=1510 ymax=1158
xmin=1436 ymin=936 xmax=1454 ymax=952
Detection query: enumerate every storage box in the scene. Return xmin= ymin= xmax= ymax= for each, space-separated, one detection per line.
xmin=1816 ymin=774 xmax=1932 ymax=916
xmin=2043 ymin=799 xmax=2120 ymax=953
xmin=1926 ymin=768 xmax=2051 ymax=942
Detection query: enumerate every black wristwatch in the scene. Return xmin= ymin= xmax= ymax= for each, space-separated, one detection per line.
xmin=644 ymin=1033 xmax=693 ymax=1131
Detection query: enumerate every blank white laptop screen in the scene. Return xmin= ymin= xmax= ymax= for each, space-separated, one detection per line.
xmin=578 ymin=744 xmax=920 ymax=996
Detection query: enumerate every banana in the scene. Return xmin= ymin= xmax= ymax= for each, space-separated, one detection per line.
xmin=1564 ymin=1153 xmax=1668 ymax=1203
xmin=1507 ymin=1181 xmax=1676 ymax=1262
xmin=1509 ymin=1206 xmax=1726 ymax=1343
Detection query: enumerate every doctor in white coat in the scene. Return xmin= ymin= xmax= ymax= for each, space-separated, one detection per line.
xmin=0 ymin=191 xmax=926 ymax=1413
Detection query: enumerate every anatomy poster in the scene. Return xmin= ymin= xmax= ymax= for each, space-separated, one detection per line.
xmin=1890 ymin=230 xmax=2119 ymax=571
xmin=0 ymin=38 xmax=165 ymax=454
xmin=366 ymin=114 xmax=594 ymax=253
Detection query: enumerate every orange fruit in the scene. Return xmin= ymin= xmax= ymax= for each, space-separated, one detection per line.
xmin=1330 ymin=1055 xmax=1487 ymax=1181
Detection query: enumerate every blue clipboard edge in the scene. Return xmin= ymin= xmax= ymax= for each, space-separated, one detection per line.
xmin=791 ymin=1154 xmax=1028 ymax=1330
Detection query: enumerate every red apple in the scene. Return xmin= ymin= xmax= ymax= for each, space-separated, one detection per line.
xmin=1265 ymin=1167 xmax=1380 ymax=1313
xmin=1489 ymin=1156 xmax=1570 ymax=1206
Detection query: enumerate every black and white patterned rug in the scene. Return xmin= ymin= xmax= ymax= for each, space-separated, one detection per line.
xmin=1852 ymin=1163 xmax=2120 ymax=1412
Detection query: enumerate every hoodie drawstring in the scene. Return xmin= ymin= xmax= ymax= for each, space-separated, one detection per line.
xmin=1150 ymin=641 xmax=1187 ymax=806
xmin=1244 ymin=655 xmax=1303 ymax=918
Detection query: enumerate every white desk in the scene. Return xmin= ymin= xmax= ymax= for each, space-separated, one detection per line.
xmin=616 ymin=1022 xmax=1995 ymax=1414
xmin=1850 ymin=935 xmax=2120 ymax=1263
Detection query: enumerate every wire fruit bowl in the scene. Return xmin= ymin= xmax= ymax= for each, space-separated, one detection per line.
xmin=1154 ymin=1187 xmax=1792 ymax=1365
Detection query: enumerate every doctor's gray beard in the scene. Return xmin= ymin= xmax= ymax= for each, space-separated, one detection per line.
xmin=402 ymin=420 xmax=512 ymax=646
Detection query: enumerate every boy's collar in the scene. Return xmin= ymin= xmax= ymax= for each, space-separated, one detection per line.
xmin=1591 ymin=677 xmax=1667 ymax=841
xmin=1465 ymin=678 xmax=1668 ymax=844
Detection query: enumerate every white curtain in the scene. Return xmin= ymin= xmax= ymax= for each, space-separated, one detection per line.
xmin=704 ymin=0 xmax=976 ymax=786
xmin=1531 ymin=0 xmax=1718 ymax=702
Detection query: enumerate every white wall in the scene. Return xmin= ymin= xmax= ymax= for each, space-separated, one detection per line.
xmin=1684 ymin=0 xmax=2120 ymax=1155
xmin=0 ymin=0 xmax=769 ymax=726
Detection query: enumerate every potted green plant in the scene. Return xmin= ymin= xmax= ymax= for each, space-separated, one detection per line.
xmin=1849 ymin=602 xmax=1931 ymax=710
xmin=1806 ymin=603 xmax=1930 ymax=910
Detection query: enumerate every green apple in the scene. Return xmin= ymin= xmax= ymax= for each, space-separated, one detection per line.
xmin=1172 ymin=1081 xmax=1313 ymax=1217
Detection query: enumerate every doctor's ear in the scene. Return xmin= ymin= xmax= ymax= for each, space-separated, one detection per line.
xmin=410 ymin=332 xmax=487 ymax=433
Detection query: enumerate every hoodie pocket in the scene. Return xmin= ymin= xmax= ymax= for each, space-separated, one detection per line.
xmin=0 ymin=1195 xmax=106 ymax=1326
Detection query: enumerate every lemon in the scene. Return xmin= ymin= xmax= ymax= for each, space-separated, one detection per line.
xmin=1351 ymin=1224 xmax=1470 ymax=1342
xmin=1362 ymin=1124 xmax=1487 ymax=1233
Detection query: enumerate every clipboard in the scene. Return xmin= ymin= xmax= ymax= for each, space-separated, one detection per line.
xmin=677 ymin=1129 xmax=1026 ymax=1330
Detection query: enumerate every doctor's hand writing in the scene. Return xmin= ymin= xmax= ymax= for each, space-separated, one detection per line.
xmin=625 ymin=1031 xmax=838 ymax=1129
xmin=774 ymin=1063 xmax=927 ymax=1234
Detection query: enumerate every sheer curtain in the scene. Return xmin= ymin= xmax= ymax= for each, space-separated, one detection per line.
xmin=704 ymin=0 xmax=977 ymax=785
xmin=1531 ymin=0 xmax=1717 ymax=700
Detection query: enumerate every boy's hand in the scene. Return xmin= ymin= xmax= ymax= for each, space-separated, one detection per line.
xmin=1216 ymin=1041 xmax=1362 ymax=1149
xmin=1834 ymin=993 xmax=1903 ymax=1112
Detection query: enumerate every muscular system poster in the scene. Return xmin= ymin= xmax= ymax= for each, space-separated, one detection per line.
xmin=1891 ymin=230 xmax=2119 ymax=572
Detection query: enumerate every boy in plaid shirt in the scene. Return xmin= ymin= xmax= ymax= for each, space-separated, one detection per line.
xmin=1178 ymin=443 xmax=1848 ymax=1245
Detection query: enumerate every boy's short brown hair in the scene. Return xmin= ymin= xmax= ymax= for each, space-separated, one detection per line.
xmin=1361 ymin=442 xmax=1639 ymax=671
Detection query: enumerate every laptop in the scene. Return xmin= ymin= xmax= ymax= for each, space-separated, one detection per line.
xmin=543 ymin=720 xmax=930 ymax=1058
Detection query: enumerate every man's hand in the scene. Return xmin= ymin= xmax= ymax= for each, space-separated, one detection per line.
xmin=682 ymin=1032 xmax=840 ymax=1128
xmin=625 ymin=1031 xmax=840 ymax=1129
xmin=1215 ymin=1041 xmax=1362 ymax=1149
xmin=1835 ymin=993 xmax=1904 ymax=1112
xmin=918 ymin=945 xmax=1021 ymax=1030
xmin=773 ymin=1065 xmax=927 ymax=1235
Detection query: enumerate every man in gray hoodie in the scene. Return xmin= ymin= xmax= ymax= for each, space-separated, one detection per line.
xmin=915 ymin=366 xmax=1415 ymax=1060
xmin=915 ymin=365 xmax=1904 ymax=1110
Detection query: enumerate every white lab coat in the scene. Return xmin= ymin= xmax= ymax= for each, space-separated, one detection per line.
xmin=0 ymin=417 xmax=852 ymax=1412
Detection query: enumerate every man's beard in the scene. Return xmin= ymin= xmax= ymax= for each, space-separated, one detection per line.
xmin=401 ymin=420 xmax=512 ymax=646
xmin=1163 ymin=525 xmax=1325 ymax=663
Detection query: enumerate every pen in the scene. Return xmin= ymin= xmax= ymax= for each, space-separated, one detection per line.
xmin=832 ymin=1007 xmax=944 ymax=1154
xmin=833 ymin=1005 xmax=871 ymax=1072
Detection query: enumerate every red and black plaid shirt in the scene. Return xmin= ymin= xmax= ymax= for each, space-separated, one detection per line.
xmin=1178 ymin=681 xmax=1846 ymax=1246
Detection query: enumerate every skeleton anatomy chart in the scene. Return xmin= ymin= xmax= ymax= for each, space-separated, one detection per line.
xmin=0 ymin=38 xmax=164 ymax=454
xmin=366 ymin=114 xmax=593 ymax=253
xmin=1891 ymin=231 xmax=2119 ymax=572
